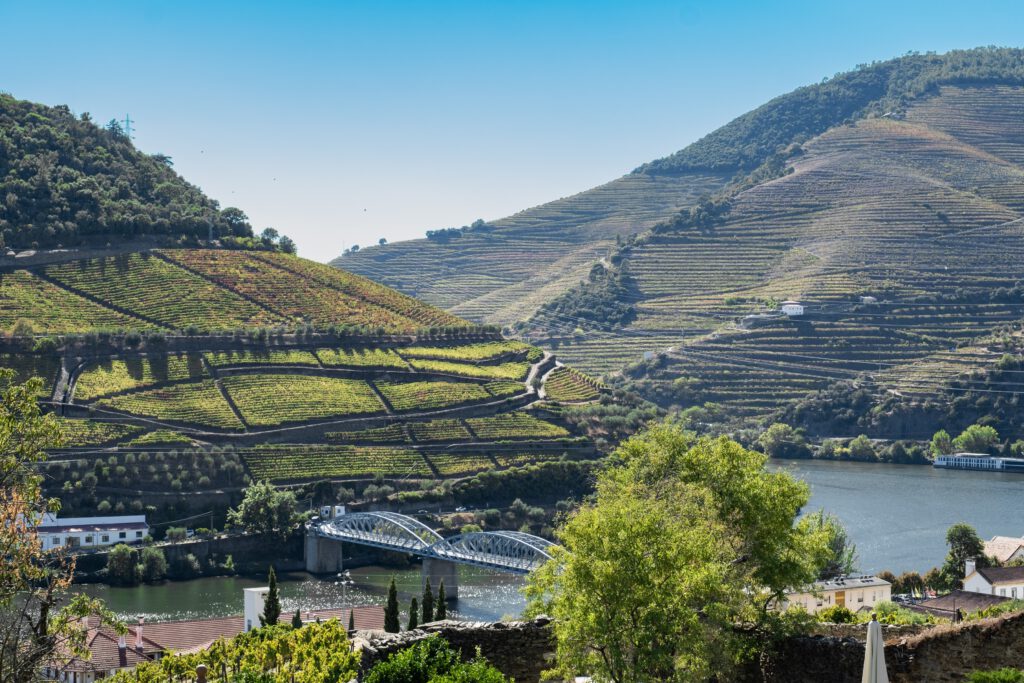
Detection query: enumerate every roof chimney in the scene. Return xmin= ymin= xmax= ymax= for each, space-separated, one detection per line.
xmin=135 ymin=617 xmax=144 ymax=651
xmin=965 ymin=558 xmax=977 ymax=577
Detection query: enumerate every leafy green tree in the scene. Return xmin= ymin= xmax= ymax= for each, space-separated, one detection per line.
xmin=526 ymin=425 xmax=831 ymax=682
xmin=384 ymin=577 xmax=400 ymax=633
xmin=940 ymin=523 xmax=989 ymax=590
xmin=106 ymin=543 xmax=138 ymax=585
xmin=435 ymin=581 xmax=447 ymax=621
xmin=954 ymin=424 xmax=1000 ymax=454
xmin=421 ymin=579 xmax=434 ymax=626
xmin=757 ymin=422 xmax=811 ymax=459
xmin=799 ymin=510 xmax=858 ymax=580
xmin=260 ymin=567 xmax=281 ymax=627
xmin=931 ymin=429 xmax=954 ymax=456
xmin=278 ymin=235 xmax=297 ymax=254
xmin=140 ymin=546 xmax=167 ymax=582
xmin=227 ymin=481 xmax=299 ymax=541
xmin=847 ymin=434 xmax=876 ymax=460
xmin=408 ymin=597 xmax=419 ymax=630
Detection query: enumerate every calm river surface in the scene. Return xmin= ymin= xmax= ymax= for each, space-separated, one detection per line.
xmin=72 ymin=565 xmax=525 ymax=623
xmin=776 ymin=459 xmax=1024 ymax=573
xmin=73 ymin=460 xmax=1023 ymax=622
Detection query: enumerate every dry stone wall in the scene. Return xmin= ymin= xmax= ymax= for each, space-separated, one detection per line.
xmin=352 ymin=617 xmax=555 ymax=683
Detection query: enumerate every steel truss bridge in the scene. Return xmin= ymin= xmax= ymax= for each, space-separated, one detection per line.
xmin=311 ymin=511 xmax=556 ymax=574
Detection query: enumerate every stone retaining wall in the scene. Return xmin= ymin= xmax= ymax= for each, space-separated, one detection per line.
xmin=352 ymin=617 xmax=555 ymax=683
xmin=356 ymin=612 xmax=1024 ymax=682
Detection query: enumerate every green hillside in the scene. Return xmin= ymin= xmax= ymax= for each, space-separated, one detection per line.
xmin=337 ymin=47 xmax=1024 ymax=439
xmin=0 ymin=93 xmax=275 ymax=249
xmin=0 ymin=245 xmax=613 ymax=528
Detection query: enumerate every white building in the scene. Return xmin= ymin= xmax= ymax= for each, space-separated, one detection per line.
xmin=778 ymin=575 xmax=891 ymax=614
xmin=780 ymin=300 xmax=805 ymax=317
xmin=985 ymin=536 xmax=1024 ymax=564
xmin=35 ymin=513 xmax=149 ymax=549
xmin=963 ymin=561 xmax=1024 ymax=599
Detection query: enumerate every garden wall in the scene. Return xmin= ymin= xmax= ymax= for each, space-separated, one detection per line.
xmin=755 ymin=610 xmax=1024 ymax=682
xmin=352 ymin=617 xmax=555 ymax=683
xmin=353 ymin=612 xmax=1024 ymax=683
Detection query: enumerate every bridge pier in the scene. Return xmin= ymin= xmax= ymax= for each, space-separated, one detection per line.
xmin=422 ymin=558 xmax=459 ymax=601
xmin=305 ymin=529 xmax=344 ymax=574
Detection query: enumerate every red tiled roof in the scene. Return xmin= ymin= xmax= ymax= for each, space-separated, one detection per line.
xmin=63 ymin=605 xmax=385 ymax=672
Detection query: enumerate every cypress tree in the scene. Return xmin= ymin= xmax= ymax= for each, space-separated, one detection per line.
xmin=384 ymin=577 xmax=400 ymax=633
xmin=435 ymin=580 xmax=447 ymax=621
xmin=260 ymin=567 xmax=281 ymax=627
xmin=407 ymin=597 xmax=419 ymax=630
xmin=421 ymin=579 xmax=434 ymax=625
xmin=348 ymin=609 xmax=355 ymax=631
xmin=291 ymin=609 xmax=302 ymax=629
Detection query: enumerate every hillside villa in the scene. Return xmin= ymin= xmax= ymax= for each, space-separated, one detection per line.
xmin=778 ymin=574 xmax=891 ymax=614
xmin=963 ymin=560 xmax=1024 ymax=599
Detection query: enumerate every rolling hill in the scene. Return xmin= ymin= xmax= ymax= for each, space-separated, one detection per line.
xmin=0 ymin=246 xmax=609 ymax=527
xmin=336 ymin=47 xmax=1024 ymax=438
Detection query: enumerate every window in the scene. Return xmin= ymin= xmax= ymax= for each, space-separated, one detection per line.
xmin=135 ymin=531 xmax=143 ymax=538
xmin=1001 ymin=588 xmax=1007 ymax=596
xmin=119 ymin=532 xmax=126 ymax=539
xmin=1014 ymin=587 xmax=1019 ymax=599
xmin=101 ymin=535 xmax=109 ymax=543
xmin=857 ymin=593 xmax=864 ymax=603
xmin=85 ymin=536 xmax=93 ymax=545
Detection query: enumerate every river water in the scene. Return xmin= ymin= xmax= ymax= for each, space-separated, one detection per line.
xmin=73 ymin=460 xmax=1023 ymax=622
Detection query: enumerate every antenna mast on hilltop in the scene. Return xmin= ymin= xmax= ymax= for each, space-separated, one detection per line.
xmin=122 ymin=114 xmax=134 ymax=140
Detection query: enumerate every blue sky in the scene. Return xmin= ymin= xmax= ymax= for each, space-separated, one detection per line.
xmin=2 ymin=1 xmax=1022 ymax=260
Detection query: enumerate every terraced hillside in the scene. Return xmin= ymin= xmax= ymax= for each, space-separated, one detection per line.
xmin=609 ymin=84 xmax=1024 ymax=427
xmin=335 ymin=172 xmax=729 ymax=323
xmin=46 ymin=338 xmax=595 ymax=489
xmin=0 ymin=245 xmax=613 ymax=528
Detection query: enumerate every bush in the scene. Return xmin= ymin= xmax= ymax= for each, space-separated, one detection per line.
xmin=817 ymin=605 xmax=857 ymax=624
xmin=874 ymin=600 xmax=936 ymax=626
xmin=363 ymin=636 xmax=508 ymax=683
xmin=967 ymin=670 xmax=1024 ymax=683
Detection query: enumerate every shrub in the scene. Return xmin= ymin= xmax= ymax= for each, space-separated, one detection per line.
xmin=967 ymin=670 xmax=1024 ymax=683
xmin=363 ymin=636 xmax=508 ymax=683
xmin=817 ymin=605 xmax=857 ymax=624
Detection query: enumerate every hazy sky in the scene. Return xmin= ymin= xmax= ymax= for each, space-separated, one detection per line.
xmin=3 ymin=1 xmax=1023 ymax=260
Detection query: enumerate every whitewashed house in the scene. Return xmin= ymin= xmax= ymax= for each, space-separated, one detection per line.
xmin=778 ymin=575 xmax=891 ymax=614
xmin=34 ymin=513 xmax=149 ymax=549
xmin=780 ymin=300 xmax=805 ymax=316
xmin=984 ymin=536 xmax=1024 ymax=564
xmin=963 ymin=561 xmax=1024 ymax=598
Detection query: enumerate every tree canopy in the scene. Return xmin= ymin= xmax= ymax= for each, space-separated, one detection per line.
xmin=526 ymin=424 xmax=833 ymax=682
xmin=227 ymin=481 xmax=300 ymax=541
